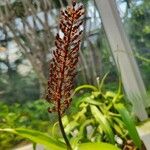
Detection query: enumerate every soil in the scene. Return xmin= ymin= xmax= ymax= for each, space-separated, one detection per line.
xmin=123 ymin=140 xmax=147 ymax=150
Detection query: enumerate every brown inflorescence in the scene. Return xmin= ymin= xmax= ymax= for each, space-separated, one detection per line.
xmin=46 ymin=0 xmax=84 ymax=115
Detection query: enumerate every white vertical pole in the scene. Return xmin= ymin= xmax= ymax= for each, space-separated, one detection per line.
xmin=95 ymin=0 xmax=149 ymax=120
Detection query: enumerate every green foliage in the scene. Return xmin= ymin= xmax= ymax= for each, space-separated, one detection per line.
xmin=128 ymin=0 xmax=150 ymax=50
xmin=114 ymin=104 xmax=141 ymax=149
xmin=0 ymin=128 xmax=66 ymax=150
xmin=0 ymin=72 xmax=40 ymax=103
xmin=78 ymin=143 xmax=120 ymax=150
xmin=90 ymin=105 xmax=115 ymax=144
xmin=127 ymin=0 xmax=150 ymax=89
xmin=0 ymin=55 xmax=40 ymax=103
xmin=0 ymin=100 xmax=50 ymax=149
xmin=0 ymin=128 xmax=120 ymax=150
xmin=0 ymin=77 xmax=141 ymax=149
xmin=60 ymin=77 xmax=141 ymax=149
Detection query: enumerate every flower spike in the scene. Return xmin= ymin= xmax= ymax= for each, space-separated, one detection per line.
xmin=46 ymin=0 xmax=85 ymax=115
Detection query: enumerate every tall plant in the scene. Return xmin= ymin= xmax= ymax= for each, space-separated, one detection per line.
xmin=46 ymin=0 xmax=85 ymax=149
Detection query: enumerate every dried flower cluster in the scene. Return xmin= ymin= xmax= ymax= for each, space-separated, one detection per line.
xmin=46 ymin=0 xmax=84 ymax=115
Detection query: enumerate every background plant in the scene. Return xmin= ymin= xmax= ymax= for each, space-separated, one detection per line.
xmin=0 ymin=100 xmax=50 ymax=149
xmin=55 ymin=76 xmax=141 ymax=149
xmin=0 ymin=0 xmax=149 ymax=103
xmin=0 ymin=75 xmax=142 ymax=149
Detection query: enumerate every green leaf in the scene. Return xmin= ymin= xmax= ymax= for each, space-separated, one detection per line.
xmin=75 ymin=93 xmax=91 ymax=107
xmin=76 ymin=95 xmax=102 ymax=107
xmin=70 ymin=119 xmax=94 ymax=147
xmin=105 ymin=91 xmax=116 ymax=98
xmin=73 ymin=107 xmax=87 ymax=121
xmin=112 ymin=117 xmax=127 ymax=138
xmin=65 ymin=121 xmax=79 ymax=134
xmin=73 ymin=84 xmax=98 ymax=95
xmin=62 ymin=115 xmax=69 ymax=126
xmin=78 ymin=142 xmax=120 ymax=150
xmin=114 ymin=104 xmax=141 ymax=149
xmin=112 ymin=78 xmax=122 ymax=104
xmin=0 ymin=128 xmax=66 ymax=150
xmin=113 ymin=123 xmax=126 ymax=138
xmin=90 ymin=105 xmax=115 ymax=144
xmin=98 ymin=72 xmax=109 ymax=91
xmin=136 ymin=52 xmax=150 ymax=63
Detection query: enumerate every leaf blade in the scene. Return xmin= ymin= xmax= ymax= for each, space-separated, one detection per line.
xmin=78 ymin=142 xmax=120 ymax=150
xmin=114 ymin=104 xmax=141 ymax=148
xmin=0 ymin=128 xmax=66 ymax=150
xmin=90 ymin=105 xmax=115 ymax=144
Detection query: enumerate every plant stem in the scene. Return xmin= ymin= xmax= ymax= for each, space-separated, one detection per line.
xmin=58 ymin=111 xmax=72 ymax=150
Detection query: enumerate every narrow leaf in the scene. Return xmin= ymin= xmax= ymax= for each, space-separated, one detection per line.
xmin=73 ymin=84 xmax=98 ymax=95
xmin=114 ymin=104 xmax=141 ymax=149
xmin=78 ymin=142 xmax=120 ymax=150
xmin=90 ymin=105 xmax=115 ymax=144
xmin=65 ymin=121 xmax=79 ymax=134
xmin=0 ymin=128 xmax=66 ymax=150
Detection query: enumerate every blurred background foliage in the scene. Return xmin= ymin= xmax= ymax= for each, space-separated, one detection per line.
xmin=0 ymin=100 xmax=50 ymax=149
xmin=124 ymin=0 xmax=150 ymax=90
xmin=0 ymin=0 xmax=149 ymax=149
xmin=0 ymin=0 xmax=149 ymax=103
